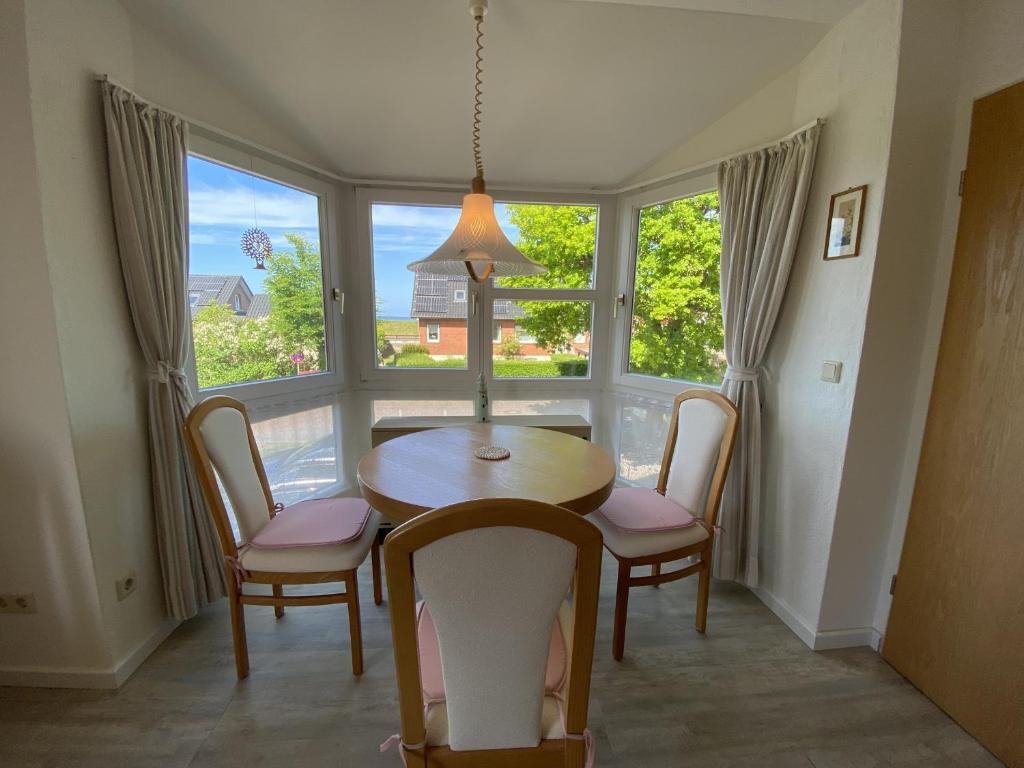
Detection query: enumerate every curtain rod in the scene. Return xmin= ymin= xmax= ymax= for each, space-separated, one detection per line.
xmin=606 ymin=117 xmax=826 ymax=196
xmin=97 ymin=75 xmax=823 ymax=197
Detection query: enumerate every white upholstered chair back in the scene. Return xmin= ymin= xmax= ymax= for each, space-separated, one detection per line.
xmin=415 ymin=526 xmax=575 ymax=751
xmin=384 ymin=499 xmax=603 ymax=763
xmin=194 ymin=402 xmax=271 ymax=543
xmin=663 ymin=395 xmax=730 ymax=516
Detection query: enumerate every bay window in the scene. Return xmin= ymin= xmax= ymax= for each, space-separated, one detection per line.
xmin=185 ymin=137 xmax=340 ymax=398
xmin=360 ymin=189 xmax=603 ymax=385
xmin=617 ymin=176 xmax=725 ymax=391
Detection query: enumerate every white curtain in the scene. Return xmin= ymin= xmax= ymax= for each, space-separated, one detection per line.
xmin=716 ymin=123 xmax=821 ymax=587
xmin=101 ymin=81 xmax=226 ymax=619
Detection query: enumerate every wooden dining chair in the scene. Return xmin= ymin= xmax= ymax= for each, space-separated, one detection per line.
xmin=183 ymin=396 xmax=382 ymax=678
xmin=591 ymin=389 xmax=738 ymax=660
xmin=381 ymin=498 xmax=603 ymax=768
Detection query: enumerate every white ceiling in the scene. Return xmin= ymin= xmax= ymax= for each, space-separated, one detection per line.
xmin=564 ymin=0 xmax=864 ymax=25
xmin=125 ymin=0 xmax=844 ymax=189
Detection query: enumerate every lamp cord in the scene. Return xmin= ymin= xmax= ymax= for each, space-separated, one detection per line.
xmin=472 ymin=13 xmax=485 ymax=182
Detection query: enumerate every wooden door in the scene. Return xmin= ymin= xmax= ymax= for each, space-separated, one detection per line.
xmin=882 ymin=80 xmax=1024 ymax=767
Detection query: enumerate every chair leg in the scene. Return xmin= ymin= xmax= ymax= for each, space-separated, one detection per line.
xmin=612 ymin=559 xmax=631 ymax=661
xmin=273 ymin=584 xmax=285 ymax=618
xmin=228 ymin=580 xmax=250 ymax=679
xmin=696 ymin=547 xmax=711 ymax=633
xmin=371 ymin=537 xmax=383 ymax=606
xmin=651 ymin=562 xmax=661 ymax=586
xmin=345 ymin=570 xmax=364 ymax=676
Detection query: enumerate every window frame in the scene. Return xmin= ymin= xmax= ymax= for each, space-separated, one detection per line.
xmin=612 ymin=172 xmax=722 ymax=397
xmin=426 ymin=323 xmax=441 ymax=343
xmin=355 ymin=187 xmax=615 ymax=393
xmin=185 ymin=133 xmax=343 ymax=404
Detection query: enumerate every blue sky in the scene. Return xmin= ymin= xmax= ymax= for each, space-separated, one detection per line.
xmin=186 ymin=154 xmax=519 ymax=316
xmin=187 ymin=156 xmax=321 ymax=294
xmin=371 ymin=203 xmax=519 ymax=317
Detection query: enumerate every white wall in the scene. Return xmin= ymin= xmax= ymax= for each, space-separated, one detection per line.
xmin=128 ymin=19 xmax=334 ymax=171
xmin=759 ymin=0 xmax=901 ymax=641
xmin=870 ymin=0 xmax=1024 ymax=636
xmin=632 ymin=0 xmax=903 ymax=644
xmin=0 ymin=0 xmax=113 ymax=682
xmin=22 ymin=0 xmax=169 ymax=674
xmin=628 ymin=0 xmax=1024 ymax=650
xmin=2 ymin=0 xmax=346 ymax=686
xmin=817 ymin=0 xmax=962 ymax=640
xmin=628 ymin=67 xmax=800 ymax=185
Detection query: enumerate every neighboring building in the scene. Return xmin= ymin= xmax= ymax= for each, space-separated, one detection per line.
xmin=409 ymin=273 xmax=589 ymax=358
xmin=188 ymin=274 xmax=270 ymax=320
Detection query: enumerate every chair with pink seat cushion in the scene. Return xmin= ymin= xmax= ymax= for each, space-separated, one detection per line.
xmin=591 ymin=389 xmax=738 ymax=660
xmin=381 ymin=498 xmax=602 ymax=767
xmin=183 ymin=395 xmax=382 ymax=679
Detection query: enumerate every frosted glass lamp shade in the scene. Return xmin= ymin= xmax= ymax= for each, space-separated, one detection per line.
xmin=407 ymin=193 xmax=546 ymax=282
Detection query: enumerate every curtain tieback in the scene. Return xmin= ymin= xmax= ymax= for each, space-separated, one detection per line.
xmin=724 ymin=365 xmax=760 ymax=382
xmin=149 ymin=360 xmax=186 ymax=384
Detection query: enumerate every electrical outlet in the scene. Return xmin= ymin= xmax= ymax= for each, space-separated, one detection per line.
xmin=0 ymin=593 xmax=37 ymax=614
xmin=115 ymin=572 xmax=137 ymax=601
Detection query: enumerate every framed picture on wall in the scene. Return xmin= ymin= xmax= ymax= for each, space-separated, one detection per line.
xmin=823 ymin=185 xmax=867 ymax=260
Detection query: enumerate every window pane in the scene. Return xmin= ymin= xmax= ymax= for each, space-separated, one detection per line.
xmin=373 ymin=400 xmax=474 ymax=420
xmin=617 ymin=401 xmax=672 ymax=487
xmin=187 ymin=156 xmax=327 ymax=389
xmin=627 ymin=192 xmax=725 ymax=384
xmin=492 ymin=300 xmax=591 ymax=378
xmin=493 ymin=203 xmax=597 ymax=289
xmin=251 ymin=404 xmax=341 ymax=507
xmin=371 ymin=203 xmax=468 ymax=370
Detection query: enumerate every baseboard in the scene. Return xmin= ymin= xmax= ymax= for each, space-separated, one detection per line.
xmin=752 ymin=586 xmax=883 ymax=651
xmin=0 ymin=617 xmax=178 ymax=690
xmin=752 ymin=585 xmax=818 ymax=649
xmin=112 ymin=617 xmax=179 ymax=686
xmin=812 ymin=626 xmax=883 ymax=651
xmin=0 ymin=665 xmax=119 ymax=689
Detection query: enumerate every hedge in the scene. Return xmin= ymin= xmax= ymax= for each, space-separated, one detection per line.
xmin=493 ymin=359 xmax=588 ymax=378
xmin=390 ymin=355 xmax=588 ymax=377
xmin=397 ymin=343 xmax=430 ymax=357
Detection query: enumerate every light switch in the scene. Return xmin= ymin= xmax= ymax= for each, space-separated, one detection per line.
xmin=822 ymin=360 xmax=842 ymax=383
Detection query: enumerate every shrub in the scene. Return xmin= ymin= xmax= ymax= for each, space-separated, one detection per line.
xmin=394 ymin=354 xmax=464 ymax=368
xmin=555 ymin=359 xmax=589 ymax=376
xmin=493 ymin=360 xmax=558 ymax=377
xmin=397 ymin=343 xmax=429 ymax=357
xmin=499 ymin=336 xmax=522 ymax=359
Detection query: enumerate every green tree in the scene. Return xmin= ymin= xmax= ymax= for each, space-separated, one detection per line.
xmin=629 ymin=193 xmax=724 ymax=382
xmin=500 ymin=205 xmax=596 ymax=350
xmin=191 ymin=303 xmax=288 ymax=388
xmin=500 ymin=196 xmax=724 ymax=382
xmin=264 ymin=234 xmax=326 ymax=372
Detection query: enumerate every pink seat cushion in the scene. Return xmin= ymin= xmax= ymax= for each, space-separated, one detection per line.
xmin=248 ymin=498 xmax=371 ymax=548
xmin=416 ymin=602 xmax=567 ymax=704
xmin=598 ymin=487 xmax=698 ymax=532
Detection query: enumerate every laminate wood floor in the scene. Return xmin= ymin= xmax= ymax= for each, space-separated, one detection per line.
xmin=0 ymin=554 xmax=1001 ymax=767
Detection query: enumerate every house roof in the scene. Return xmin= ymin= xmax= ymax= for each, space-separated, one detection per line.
xmin=247 ymin=294 xmax=271 ymax=319
xmin=188 ymin=274 xmax=267 ymax=319
xmin=410 ymin=274 xmax=525 ymax=321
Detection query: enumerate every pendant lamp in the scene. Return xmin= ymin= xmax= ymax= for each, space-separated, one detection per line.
xmin=406 ymin=0 xmax=546 ymax=283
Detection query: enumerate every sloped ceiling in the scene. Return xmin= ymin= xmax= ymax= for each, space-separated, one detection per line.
xmin=124 ymin=0 xmax=846 ymax=188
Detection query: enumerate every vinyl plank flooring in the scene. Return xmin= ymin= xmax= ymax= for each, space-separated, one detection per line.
xmin=0 ymin=554 xmax=1002 ymax=767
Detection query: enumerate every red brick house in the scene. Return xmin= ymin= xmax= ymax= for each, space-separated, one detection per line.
xmin=410 ymin=274 xmax=589 ymax=358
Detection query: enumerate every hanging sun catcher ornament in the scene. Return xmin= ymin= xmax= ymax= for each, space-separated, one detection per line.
xmin=241 ymin=227 xmax=272 ymax=270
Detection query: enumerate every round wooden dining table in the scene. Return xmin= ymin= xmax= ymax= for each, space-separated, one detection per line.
xmin=357 ymin=423 xmax=616 ymax=524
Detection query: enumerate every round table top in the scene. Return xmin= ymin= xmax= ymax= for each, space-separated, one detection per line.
xmin=357 ymin=424 xmax=616 ymax=524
